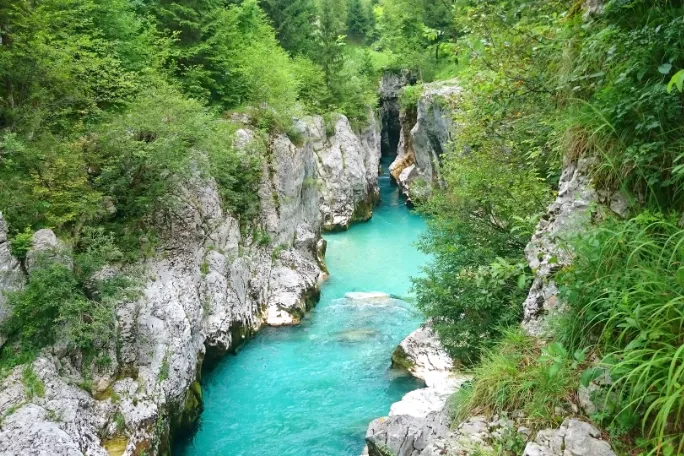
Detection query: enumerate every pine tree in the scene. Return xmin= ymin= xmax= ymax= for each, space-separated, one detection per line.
xmin=260 ymin=0 xmax=318 ymax=56
xmin=315 ymin=0 xmax=346 ymax=90
xmin=346 ymin=0 xmax=369 ymax=41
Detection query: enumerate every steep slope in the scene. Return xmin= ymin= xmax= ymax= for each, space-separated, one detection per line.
xmin=0 ymin=115 xmax=380 ymax=456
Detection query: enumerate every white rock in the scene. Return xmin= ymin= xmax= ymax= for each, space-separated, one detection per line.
xmin=0 ymin=113 xmax=381 ymax=455
xmin=393 ymin=325 xmax=455 ymax=387
xmin=390 ymin=80 xmax=461 ymax=201
xmin=522 ymin=419 xmax=616 ymax=456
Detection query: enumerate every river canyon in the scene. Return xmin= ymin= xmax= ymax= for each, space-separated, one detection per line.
xmin=177 ymin=155 xmax=429 ymax=455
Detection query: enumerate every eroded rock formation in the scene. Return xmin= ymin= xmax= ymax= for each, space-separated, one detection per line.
xmin=364 ymin=325 xmax=469 ymax=456
xmin=389 ymin=80 xmax=461 ymax=202
xmin=308 ymin=113 xmax=381 ymax=231
xmin=0 ymin=114 xmax=379 ymax=456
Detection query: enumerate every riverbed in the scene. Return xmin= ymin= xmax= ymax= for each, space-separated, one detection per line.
xmin=177 ymin=156 xmax=429 ymax=455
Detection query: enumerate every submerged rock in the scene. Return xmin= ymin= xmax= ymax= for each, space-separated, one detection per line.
xmin=334 ymin=328 xmax=381 ymax=343
xmin=345 ymin=291 xmax=392 ymax=302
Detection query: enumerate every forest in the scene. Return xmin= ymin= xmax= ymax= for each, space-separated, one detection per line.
xmin=1 ymin=0 xmax=684 ymax=455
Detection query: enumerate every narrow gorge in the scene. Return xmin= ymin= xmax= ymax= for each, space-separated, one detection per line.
xmin=0 ymin=79 xmax=451 ymax=455
xmin=2 ymin=1 xmax=682 ymax=455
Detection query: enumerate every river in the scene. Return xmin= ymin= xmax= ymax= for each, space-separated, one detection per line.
xmin=177 ymin=156 xmax=429 ymax=455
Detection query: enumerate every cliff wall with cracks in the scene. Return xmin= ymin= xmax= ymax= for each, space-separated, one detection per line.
xmin=0 ymin=113 xmax=379 ymax=456
xmin=389 ymin=80 xmax=461 ymax=203
xmin=308 ymin=113 xmax=382 ymax=231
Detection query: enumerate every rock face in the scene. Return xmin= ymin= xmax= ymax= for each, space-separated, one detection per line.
xmin=380 ymin=71 xmax=417 ymax=158
xmin=0 ymin=115 xmax=379 ymax=455
xmin=523 ymin=419 xmax=616 ymax=456
xmin=307 ymin=113 xmax=381 ymax=231
xmin=391 ymin=325 xmax=455 ymax=389
xmin=0 ymin=212 xmax=24 ymax=348
xmin=390 ymin=80 xmax=461 ymax=201
xmin=521 ymin=156 xmax=597 ymax=336
xmin=364 ymin=325 xmax=469 ymax=456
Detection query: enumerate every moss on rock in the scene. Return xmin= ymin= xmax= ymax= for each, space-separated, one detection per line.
xmin=391 ymin=345 xmax=415 ymax=372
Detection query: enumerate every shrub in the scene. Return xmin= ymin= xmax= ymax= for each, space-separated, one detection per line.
xmin=414 ymin=138 xmax=550 ymax=364
xmin=9 ymin=228 xmax=34 ymax=260
xmin=398 ymin=84 xmax=423 ymax=111
xmin=0 ymin=228 xmax=137 ymax=372
xmin=557 ymin=212 xmax=684 ymax=454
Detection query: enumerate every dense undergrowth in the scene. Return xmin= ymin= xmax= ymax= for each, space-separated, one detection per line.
xmin=390 ymin=0 xmax=684 ymax=455
xmin=0 ymin=0 xmax=380 ymax=373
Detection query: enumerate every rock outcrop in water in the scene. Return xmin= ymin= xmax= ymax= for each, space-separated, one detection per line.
xmin=389 ymin=80 xmax=461 ymax=202
xmin=364 ymin=325 xmax=469 ymax=456
xmin=0 ymin=114 xmax=379 ymax=456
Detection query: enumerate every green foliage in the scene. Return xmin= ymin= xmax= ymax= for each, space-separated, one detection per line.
xmin=398 ymin=84 xmax=423 ymax=111
xmin=0 ymin=230 xmax=137 ymax=372
xmin=452 ymin=330 xmax=579 ymax=429
xmin=346 ymin=0 xmax=373 ymax=42
xmin=9 ymin=228 xmax=34 ymax=260
xmin=374 ymin=0 xmax=457 ymax=77
xmin=22 ymin=365 xmax=45 ymax=399
xmin=261 ymin=0 xmax=318 ymax=55
xmin=558 ymin=0 xmax=684 ymax=209
xmin=556 ymin=213 xmax=684 ymax=454
xmin=414 ymin=96 xmax=551 ymax=364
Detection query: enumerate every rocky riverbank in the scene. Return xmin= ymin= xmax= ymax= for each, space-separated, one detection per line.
xmin=362 ymin=152 xmax=628 ymax=456
xmin=364 ymin=324 xmax=618 ymax=456
xmin=0 ymin=112 xmax=380 ymax=456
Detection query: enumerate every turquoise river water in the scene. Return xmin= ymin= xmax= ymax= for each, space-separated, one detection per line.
xmin=177 ymin=157 xmax=429 ymax=456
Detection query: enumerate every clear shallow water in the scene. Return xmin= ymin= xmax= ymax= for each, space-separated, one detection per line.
xmin=177 ymin=157 xmax=429 ymax=456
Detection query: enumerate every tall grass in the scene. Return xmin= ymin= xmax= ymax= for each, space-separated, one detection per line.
xmin=452 ymin=329 xmax=579 ymax=429
xmin=557 ymin=212 xmax=684 ymax=454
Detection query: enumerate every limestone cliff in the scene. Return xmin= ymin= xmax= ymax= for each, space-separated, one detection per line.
xmin=308 ymin=113 xmax=382 ymax=231
xmin=0 ymin=115 xmax=378 ymax=456
xmin=389 ymin=80 xmax=461 ymax=202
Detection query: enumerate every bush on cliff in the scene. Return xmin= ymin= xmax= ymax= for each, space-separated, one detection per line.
xmin=0 ymin=228 xmax=138 ymax=374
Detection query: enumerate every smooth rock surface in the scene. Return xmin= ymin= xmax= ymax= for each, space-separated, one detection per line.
xmin=392 ymin=325 xmax=455 ymax=389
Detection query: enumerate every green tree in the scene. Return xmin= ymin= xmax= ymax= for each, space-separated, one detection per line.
xmin=346 ymin=0 xmax=370 ymax=41
xmin=260 ymin=0 xmax=318 ymax=56
xmin=315 ymin=0 xmax=347 ymax=90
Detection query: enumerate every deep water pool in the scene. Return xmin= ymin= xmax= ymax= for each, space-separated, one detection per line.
xmin=177 ymin=157 xmax=429 ymax=456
